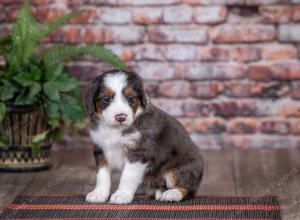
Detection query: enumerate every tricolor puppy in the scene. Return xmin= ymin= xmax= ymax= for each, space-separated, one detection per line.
xmin=84 ymin=70 xmax=203 ymax=204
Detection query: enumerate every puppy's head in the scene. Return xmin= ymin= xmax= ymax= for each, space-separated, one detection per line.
xmin=85 ymin=70 xmax=147 ymax=128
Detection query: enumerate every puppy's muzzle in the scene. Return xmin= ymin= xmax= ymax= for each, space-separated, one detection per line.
xmin=115 ymin=113 xmax=127 ymax=123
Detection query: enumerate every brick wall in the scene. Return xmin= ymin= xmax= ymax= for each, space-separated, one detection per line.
xmin=1 ymin=0 xmax=300 ymax=149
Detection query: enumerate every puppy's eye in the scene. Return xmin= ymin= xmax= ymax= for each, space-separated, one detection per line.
xmin=127 ymin=96 xmax=136 ymax=103
xmin=101 ymin=96 xmax=111 ymax=105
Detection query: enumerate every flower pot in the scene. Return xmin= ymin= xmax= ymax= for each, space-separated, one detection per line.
xmin=0 ymin=104 xmax=52 ymax=172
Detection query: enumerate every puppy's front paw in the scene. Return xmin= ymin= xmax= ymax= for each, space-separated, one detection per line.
xmin=109 ymin=190 xmax=134 ymax=204
xmin=86 ymin=189 xmax=109 ymax=203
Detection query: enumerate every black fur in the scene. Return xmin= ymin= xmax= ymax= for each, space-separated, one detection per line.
xmin=85 ymin=70 xmax=204 ymax=198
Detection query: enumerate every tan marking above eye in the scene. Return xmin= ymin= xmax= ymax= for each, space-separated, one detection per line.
xmin=103 ymin=88 xmax=115 ymax=97
xmin=123 ymin=87 xmax=135 ymax=97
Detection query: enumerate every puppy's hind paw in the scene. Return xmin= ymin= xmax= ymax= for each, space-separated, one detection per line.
xmin=159 ymin=189 xmax=183 ymax=202
xmin=109 ymin=190 xmax=134 ymax=204
xmin=86 ymin=189 xmax=109 ymax=203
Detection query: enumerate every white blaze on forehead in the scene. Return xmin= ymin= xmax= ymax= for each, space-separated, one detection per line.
xmin=104 ymin=72 xmax=127 ymax=94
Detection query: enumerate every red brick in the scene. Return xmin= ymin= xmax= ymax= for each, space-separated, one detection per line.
xmin=106 ymin=45 xmax=133 ymax=61
xmin=292 ymin=5 xmax=300 ymax=21
xmin=261 ymin=44 xmax=297 ymax=60
xmin=259 ymin=6 xmax=291 ymax=23
xmin=152 ymin=98 xmax=184 ymax=116
xmin=83 ymin=26 xmax=146 ymax=43
xmin=100 ymin=8 xmax=131 ymax=24
xmin=148 ymin=26 xmax=208 ymax=43
xmin=245 ymin=0 xmax=290 ymax=5
xmin=133 ymin=8 xmax=162 ymax=24
xmin=194 ymin=6 xmax=227 ymax=24
xmin=163 ymin=5 xmax=193 ymax=23
xmin=197 ymin=46 xmax=229 ymax=61
xmin=118 ymin=0 xmax=180 ymax=6
xmin=183 ymin=100 xmax=213 ymax=117
xmin=260 ymin=119 xmax=291 ymax=135
xmin=62 ymin=26 xmax=82 ymax=43
xmin=279 ymin=24 xmax=300 ymax=42
xmin=272 ymin=62 xmax=300 ymax=80
xmin=292 ymin=82 xmax=300 ymax=99
xmin=36 ymin=7 xmax=68 ymax=22
xmin=213 ymin=99 xmax=256 ymax=117
xmin=191 ymin=82 xmax=224 ymax=98
xmin=159 ymin=80 xmax=191 ymax=98
xmin=190 ymin=134 xmax=231 ymax=149
xmin=194 ymin=118 xmax=226 ymax=134
xmin=229 ymin=135 xmax=296 ymax=149
xmin=164 ymin=45 xmax=196 ymax=61
xmin=133 ymin=62 xmax=176 ymax=80
xmin=278 ymin=101 xmax=300 ymax=117
xmin=70 ymin=9 xmax=98 ymax=24
xmin=133 ymin=44 xmax=164 ymax=61
xmin=184 ymin=63 xmax=245 ymax=80
xmin=228 ymin=118 xmax=258 ymax=134
xmin=211 ymin=25 xmax=276 ymax=43
xmin=229 ymin=46 xmax=261 ymax=62
xmin=177 ymin=118 xmax=194 ymax=133
xmin=248 ymin=64 xmax=273 ymax=81
xmin=291 ymin=119 xmax=300 ymax=134
xmin=144 ymin=82 xmax=159 ymax=98
xmin=225 ymin=82 xmax=252 ymax=98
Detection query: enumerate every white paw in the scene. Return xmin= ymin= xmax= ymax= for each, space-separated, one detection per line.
xmin=109 ymin=190 xmax=134 ymax=204
xmin=86 ymin=189 xmax=109 ymax=203
xmin=159 ymin=189 xmax=183 ymax=202
xmin=155 ymin=189 xmax=163 ymax=200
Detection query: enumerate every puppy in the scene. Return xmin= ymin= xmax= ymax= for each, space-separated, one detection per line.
xmin=84 ymin=70 xmax=203 ymax=204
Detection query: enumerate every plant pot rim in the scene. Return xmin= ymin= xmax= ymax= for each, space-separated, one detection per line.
xmin=5 ymin=102 xmax=40 ymax=113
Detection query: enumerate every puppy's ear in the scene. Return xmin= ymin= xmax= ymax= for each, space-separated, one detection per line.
xmin=84 ymin=81 xmax=98 ymax=121
xmin=140 ymin=89 xmax=148 ymax=108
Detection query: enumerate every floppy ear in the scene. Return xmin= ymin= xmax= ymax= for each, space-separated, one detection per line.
xmin=140 ymin=88 xmax=148 ymax=108
xmin=84 ymin=81 xmax=98 ymax=121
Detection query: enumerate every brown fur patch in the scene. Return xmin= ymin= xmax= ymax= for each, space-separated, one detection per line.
xmin=164 ymin=169 xmax=178 ymax=188
xmin=178 ymin=188 xmax=188 ymax=198
xmin=98 ymin=158 xmax=107 ymax=169
xmin=95 ymin=88 xmax=115 ymax=113
xmin=123 ymin=86 xmax=141 ymax=114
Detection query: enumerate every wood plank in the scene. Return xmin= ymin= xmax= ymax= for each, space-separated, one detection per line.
xmin=233 ymin=148 xmax=270 ymax=194
xmin=22 ymin=148 xmax=96 ymax=195
xmin=0 ymin=173 xmax=35 ymax=213
xmin=197 ymin=149 xmax=236 ymax=194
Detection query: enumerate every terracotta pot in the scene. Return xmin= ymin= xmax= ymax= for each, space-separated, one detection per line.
xmin=0 ymin=104 xmax=52 ymax=172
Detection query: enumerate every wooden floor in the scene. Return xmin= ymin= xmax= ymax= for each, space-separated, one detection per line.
xmin=0 ymin=147 xmax=299 ymax=219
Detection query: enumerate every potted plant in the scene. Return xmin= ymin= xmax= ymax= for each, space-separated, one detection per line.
xmin=0 ymin=1 xmax=126 ymax=171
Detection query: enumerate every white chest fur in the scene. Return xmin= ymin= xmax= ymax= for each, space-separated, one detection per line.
xmin=90 ymin=125 xmax=141 ymax=171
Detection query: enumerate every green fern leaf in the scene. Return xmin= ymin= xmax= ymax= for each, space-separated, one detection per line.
xmin=41 ymin=44 xmax=127 ymax=70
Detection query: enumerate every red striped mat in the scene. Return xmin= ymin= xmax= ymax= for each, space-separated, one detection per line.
xmin=1 ymin=194 xmax=281 ymax=219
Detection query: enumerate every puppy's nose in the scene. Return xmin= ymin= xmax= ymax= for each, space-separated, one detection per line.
xmin=115 ymin=113 xmax=127 ymax=123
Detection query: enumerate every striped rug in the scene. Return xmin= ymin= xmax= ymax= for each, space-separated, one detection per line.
xmin=1 ymin=194 xmax=281 ymax=219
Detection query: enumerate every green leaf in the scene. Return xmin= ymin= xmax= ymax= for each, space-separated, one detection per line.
xmin=45 ymin=63 xmax=64 ymax=81
xmin=41 ymin=44 xmax=127 ymax=70
xmin=0 ymin=102 xmax=6 ymax=121
xmin=0 ymin=80 xmax=18 ymax=101
xmin=0 ymin=134 xmax=6 ymax=148
xmin=42 ymin=82 xmax=61 ymax=101
xmin=8 ymin=0 xmax=40 ymax=69
xmin=32 ymin=130 xmax=49 ymax=143
xmin=44 ymin=101 xmax=60 ymax=120
xmin=55 ymin=74 xmax=79 ymax=92
xmin=32 ymin=142 xmax=40 ymax=157
xmin=60 ymin=95 xmax=85 ymax=120
xmin=29 ymin=82 xmax=41 ymax=97
xmin=14 ymin=89 xmax=37 ymax=105
xmin=14 ymin=73 xmax=34 ymax=86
